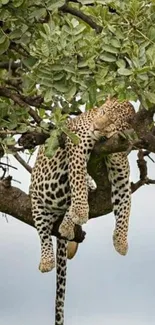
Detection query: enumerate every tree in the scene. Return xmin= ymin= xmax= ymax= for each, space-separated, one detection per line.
xmin=0 ymin=0 xmax=155 ymax=244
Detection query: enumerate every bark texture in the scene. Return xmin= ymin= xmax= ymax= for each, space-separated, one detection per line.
xmin=0 ymin=153 xmax=112 ymax=242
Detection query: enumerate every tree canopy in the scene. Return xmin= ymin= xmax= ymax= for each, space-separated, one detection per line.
xmin=0 ymin=0 xmax=155 ymax=240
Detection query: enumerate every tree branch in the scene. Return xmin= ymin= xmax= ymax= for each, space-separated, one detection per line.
xmin=60 ymin=4 xmax=103 ymax=33
xmin=0 ymin=176 xmax=85 ymax=243
xmin=131 ymin=150 xmax=155 ymax=193
xmin=0 ymin=61 xmax=21 ymax=70
xmin=15 ymin=103 xmax=154 ymax=154
xmin=0 ymin=143 xmax=155 ymax=243
xmin=19 ymin=94 xmax=44 ymax=108
xmin=14 ymin=153 xmax=32 ymax=174
xmin=0 ymin=86 xmax=41 ymax=124
xmin=0 ymin=153 xmax=113 ymax=242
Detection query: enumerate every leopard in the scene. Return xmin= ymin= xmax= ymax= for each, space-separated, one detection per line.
xmin=30 ymin=97 xmax=135 ymax=325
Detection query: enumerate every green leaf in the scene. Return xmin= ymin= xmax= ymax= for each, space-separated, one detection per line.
xmin=89 ymin=84 xmax=96 ymax=106
xmin=71 ymin=18 xmax=79 ymax=28
xmin=53 ymin=72 xmax=64 ymax=81
xmin=4 ymin=137 xmax=16 ymax=146
xmin=9 ymin=28 xmax=23 ymax=40
xmin=100 ymin=53 xmax=116 ymax=62
xmin=148 ymin=26 xmax=155 ymax=41
xmin=44 ymin=88 xmax=54 ymax=103
xmin=78 ymin=60 xmax=88 ymax=68
xmin=51 ymin=64 xmax=63 ymax=71
xmin=53 ymin=82 xmax=68 ymax=93
xmin=53 ymin=107 xmax=64 ymax=125
xmin=45 ymin=130 xmax=60 ymax=158
xmin=116 ymin=59 xmax=126 ymax=68
xmin=95 ymin=66 xmax=109 ymax=85
xmin=0 ymin=37 xmax=10 ymax=54
xmin=63 ymin=65 xmax=75 ymax=73
xmin=73 ymin=25 xmax=86 ymax=35
xmin=13 ymin=0 xmax=24 ymax=7
xmin=146 ymin=45 xmax=155 ymax=61
xmin=102 ymin=45 xmax=119 ymax=54
xmin=23 ymin=57 xmax=38 ymax=69
xmin=110 ymin=38 xmax=121 ymax=48
xmin=145 ymin=91 xmax=155 ymax=104
xmin=65 ymin=84 xmax=77 ymax=101
xmin=117 ymin=68 xmax=133 ymax=76
xmin=16 ymin=124 xmax=29 ymax=133
xmin=0 ymin=35 xmax=6 ymax=44
xmin=47 ymin=0 xmax=65 ymax=10
xmin=61 ymin=126 xmax=80 ymax=145
xmin=41 ymin=42 xmax=50 ymax=57
xmin=43 ymin=23 xmax=51 ymax=36
xmin=30 ymin=8 xmax=46 ymax=20
xmin=40 ymin=121 xmax=49 ymax=131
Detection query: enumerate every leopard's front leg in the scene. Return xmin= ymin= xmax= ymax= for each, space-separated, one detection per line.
xmin=59 ymin=202 xmax=89 ymax=240
xmin=59 ymin=140 xmax=89 ymax=239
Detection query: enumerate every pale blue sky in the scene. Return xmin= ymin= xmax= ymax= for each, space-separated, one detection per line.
xmin=0 ymin=151 xmax=155 ymax=325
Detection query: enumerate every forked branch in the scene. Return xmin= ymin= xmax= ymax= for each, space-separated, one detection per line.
xmin=131 ymin=150 xmax=155 ymax=193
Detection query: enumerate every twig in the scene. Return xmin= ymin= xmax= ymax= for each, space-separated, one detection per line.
xmin=0 ymin=86 xmax=41 ymax=124
xmin=60 ymin=4 xmax=103 ymax=33
xmin=14 ymin=153 xmax=32 ymax=174
xmin=0 ymin=166 xmax=6 ymax=179
xmin=0 ymin=130 xmax=23 ymax=135
xmin=0 ymin=162 xmax=17 ymax=170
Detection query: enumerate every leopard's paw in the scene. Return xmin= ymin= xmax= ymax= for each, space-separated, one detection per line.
xmin=113 ymin=230 xmax=128 ymax=256
xmin=39 ymin=257 xmax=55 ymax=273
xmin=59 ymin=222 xmax=75 ymax=240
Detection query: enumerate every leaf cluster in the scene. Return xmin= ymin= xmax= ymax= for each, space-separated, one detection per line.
xmin=0 ymin=0 xmax=155 ymax=155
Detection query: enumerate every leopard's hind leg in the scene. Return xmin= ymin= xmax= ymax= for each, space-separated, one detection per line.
xmin=31 ymin=196 xmax=56 ymax=272
xmin=105 ymin=152 xmax=131 ymax=256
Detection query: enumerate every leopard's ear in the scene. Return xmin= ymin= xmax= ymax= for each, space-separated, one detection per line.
xmin=67 ymin=242 xmax=79 ymax=259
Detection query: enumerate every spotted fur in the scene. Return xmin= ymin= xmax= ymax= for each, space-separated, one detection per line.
xmin=30 ymin=98 xmax=135 ymax=325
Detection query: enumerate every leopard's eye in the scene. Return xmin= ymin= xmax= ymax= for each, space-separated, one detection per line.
xmin=94 ymin=128 xmax=100 ymax=131
xmin=99 ymin=136 xmax=108 ymax=143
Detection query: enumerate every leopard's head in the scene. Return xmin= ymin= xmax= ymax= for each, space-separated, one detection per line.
xmin=90 ymin=114 xmax=117 ymax=141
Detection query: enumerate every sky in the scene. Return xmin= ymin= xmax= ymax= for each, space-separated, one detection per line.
xmin=0 ymin=150 xmax=155 ymax=325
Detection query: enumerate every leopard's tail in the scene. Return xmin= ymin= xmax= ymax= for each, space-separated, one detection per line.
xmin=55 ymin=238 xmax=68 ymax=325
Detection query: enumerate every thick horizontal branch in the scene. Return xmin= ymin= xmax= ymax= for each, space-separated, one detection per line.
xmin=17 ymin=103 xmax=155 ymax=153
xmin=18 ymin=127 xmax=155 ymax=155
xmin=0 ymin=90 xmax=155 ymax=157
xmin=0 ymin=155 xmax=113 ymax=242
xmin=1 ymin=147 xmax=155 ymax=243
xmin=0 ymin=176 xmax=85 ymax=243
